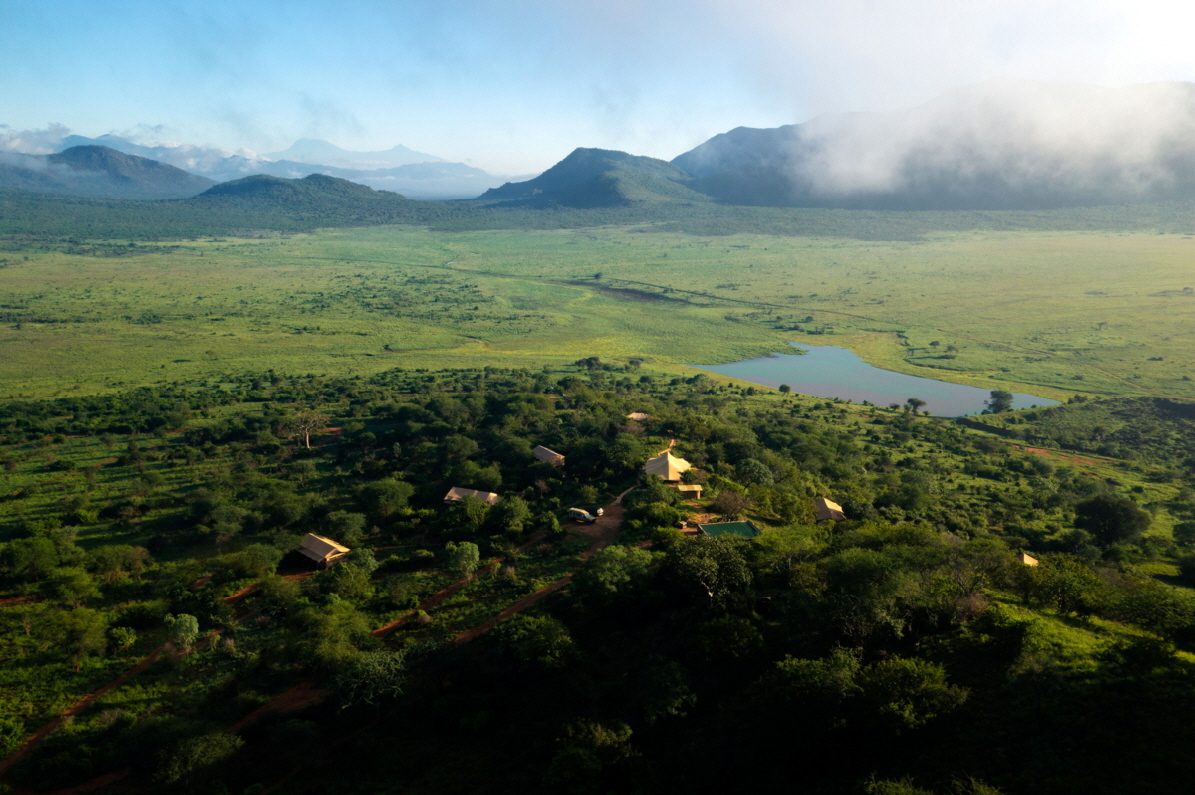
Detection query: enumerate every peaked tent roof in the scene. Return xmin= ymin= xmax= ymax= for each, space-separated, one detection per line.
xmin=626 ymin=412 xmax=649 ymax=421
xmin=644 ymin=451 xmax=692 ymax=480
xmin=444 ymin=486 xmax=501 ymax=505
xmin=533 ymin=445 xmax=564 ymax=463
xmin=698 ymin=521 xmax=762 ymax=538
xmin=1018 ymin=551 xmax=1040 ymax=566
xmin=815 ymin=497 xmax=847 ymax=521
xmin=299 ymin=533 xmax=350 ymax=562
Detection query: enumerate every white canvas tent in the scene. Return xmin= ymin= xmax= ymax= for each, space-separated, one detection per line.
xmin=444 ymin=486 xmax=501 ymax=505
xmin=814 ymin=497 xmax=847 ymax=522
xmin=644 ymin=451 xmax=692 ymax=482
xmin=299 ymin=533 xmax=350 ymax=568
xmin=533 ymin=445 xmax=565 ymax=467
xmin=1018 ymin=551 xmax=1039 ymax=567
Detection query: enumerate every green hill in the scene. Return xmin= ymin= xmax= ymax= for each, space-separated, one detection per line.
xmin=479 ymin=147 xmax=710 ymax=207
xmin=0 ymin=145 xmax=214 ymax=200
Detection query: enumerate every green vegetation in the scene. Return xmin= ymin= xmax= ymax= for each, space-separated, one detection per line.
xmin=4 ymin=221 xmax=1195 ymax=402
xmin=0 ymin=366 xmax=1192 ymax=792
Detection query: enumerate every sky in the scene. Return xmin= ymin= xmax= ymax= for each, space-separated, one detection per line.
xmin=3 ymin=0 xmax=1195 ymax=174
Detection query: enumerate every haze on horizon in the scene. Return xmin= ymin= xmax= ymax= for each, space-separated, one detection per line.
xmin=2 ymin=0 xmax=1195 ymax=175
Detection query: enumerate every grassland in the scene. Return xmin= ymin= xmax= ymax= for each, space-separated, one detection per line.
xmin=3 ymin=224 xmax=1195 ymax=400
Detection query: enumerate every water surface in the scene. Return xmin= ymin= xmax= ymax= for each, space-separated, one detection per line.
xmin=692 ymin=343 xmax=1058 ymax=417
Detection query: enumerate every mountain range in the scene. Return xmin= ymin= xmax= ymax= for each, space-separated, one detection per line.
xmin=32 ymin=134 xmax=512 ymax=200
xmin=7 ymin=80 xmax=1195 ymax=209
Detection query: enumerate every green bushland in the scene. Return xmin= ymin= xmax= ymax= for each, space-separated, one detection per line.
xmin=4 ymin=222 xmax=1195 ymax=402
xmin=0 ymin=365 xmax=1193 ymax=792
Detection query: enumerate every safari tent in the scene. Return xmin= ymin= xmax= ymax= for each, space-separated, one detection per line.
xmin=533 ymin=445 xmax=565 ymax=467
xmin=676 ymin=483 xmax=704 ymax=499
xmin=626 ymin=412 xmax=650 ymax=421
xmin=444 ymin=487 xmax=501 ymax=506
xmin=644 ymin=451 xmax=692 ymax=482
xmin=1018 ymin=551 xmax=1039 ymax=567
xmin=698 ymin=521 xmax=762 ymax=539
xmin=299 ymin=533 xmax=350 ymax=569
xmin=815 ymin=497 xmax=847 ymax=522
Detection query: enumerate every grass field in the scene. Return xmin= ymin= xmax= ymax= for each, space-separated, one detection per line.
xmin=3 ymin=224 xmax=1195 ymax=399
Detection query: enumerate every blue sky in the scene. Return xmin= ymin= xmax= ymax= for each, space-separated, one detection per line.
xmin=2 ymin=0 xmax=1193 ymax=173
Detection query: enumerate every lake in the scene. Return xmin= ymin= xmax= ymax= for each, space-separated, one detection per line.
xmin=692 ymin=343 xmax=1059 ymax=417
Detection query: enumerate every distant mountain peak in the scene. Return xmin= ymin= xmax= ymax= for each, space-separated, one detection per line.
xmin=262 ymin=139 xmax=443 ymax=168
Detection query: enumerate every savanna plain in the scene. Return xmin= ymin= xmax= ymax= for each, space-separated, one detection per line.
xmin=3 ymin=215 xmax=1195 ymax=795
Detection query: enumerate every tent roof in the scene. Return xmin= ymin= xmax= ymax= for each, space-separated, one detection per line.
xmin=444 ymin=486 xmax=501 ymax=505
xmin=698 ymin=521 xmax=762 ymax=538
xmin=626 ymin=412 xmax=649 ymax=421
xmin=644 ymin=451 xmax=691 ymax=480
xmin=1018 ymin=551 xmax=1040 ymax=566
xmin=815 ymin=497 xmax=846 ymax=521
xmin=299 ymin=533 xmax=350 ymax=562
xmin=533 ymin=445 xmax=564 ymax=462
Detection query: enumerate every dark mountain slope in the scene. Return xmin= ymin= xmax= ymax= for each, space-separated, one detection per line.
xmin=0 ymin=145 xmax=214 ymax=200
xmin=673 ymin=80 xmax=1195 ymax=210
xmin=479 ymin=148 xmax=710 ymax=207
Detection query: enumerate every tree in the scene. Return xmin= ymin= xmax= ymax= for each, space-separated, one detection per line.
xmin=155 ymin=732 xmax=244 ymax=785
xmin=325 ymin=509 xmax=369 ymax=544
xmin=358 ymin=480 xmax=414 ymax=521
xmin=985 ymin=390 xmax=1014 ymax=414
xmin=48 ymin=566 xmax=100 ymax=607
xmin=713 ymin=489 xmax=753 ymax=520
xmin=572 ymin=545 xmax=659 ymax=606
xmin=665 ymin=536 xmax=751 ymax=608
xmin=494 ymin=614 xmax=577 ymax=670
xmin=493 ymin=495 xmax=532 ymax=537
xmin=109 ymin=626 xmax=137 ymax=651
xmin=3 ymin=537 xmax=59 ymax=582
xmin=37 ymin=607 xmax=107 ymax=671
xmin=445 ymin=541 xmax=481 ymax=577
xmin=778 ymin=384 xmax=791 ymax=393
xmin=905 ymin=397 xmax=927 ymax=415
xmin=287 ymin=409 xmax=329 ymax=448
xmin=736 ymin=458 xmax=774 ymax=486
xmin=857 ymin=656 xmax=969 ymax=732
xmin=235 ymin=544 xmax=283 ymax=579
xmin=164 ymin=613 xmax=200 ymax=652
xmin=334 ymin=650 xmax=407 ymax=708
xmin=1074 ymin=493 xmax=1151 ymax=546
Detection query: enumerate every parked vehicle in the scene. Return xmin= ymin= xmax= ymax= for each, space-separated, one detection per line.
xmin=568 ymin=507 xmax=598 ymax=524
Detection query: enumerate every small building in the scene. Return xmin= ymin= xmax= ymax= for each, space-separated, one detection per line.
xmin=299 ymin=533 xmax=350 ymax=569
xmin=698 ymin=521 xmax=762 ymax=539
xmin=644 ymin=451 xmax=692 ymax=482
xmin=814 ymin=497 xmax=847 ymax=522
xmin=533 ymin=445 xmax=565 ymax=467
xmin=444 ymin=487 xmax=501 ymax=506
xmin=626 ymin=412 xmax=649 ymax=422
xmin=1018 ymin=551 xmax=1039 ymax=567
xmin=675 ymin=483 xmax=704 ymax=499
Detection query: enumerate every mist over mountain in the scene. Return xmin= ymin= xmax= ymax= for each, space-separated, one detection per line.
xmin=261 ymin=138 xmax=442 ymax=169
xmin=479 ymin=148 xmax=709 ymax=207
xmin=0 ymin=145 xmax=214 ymax=200
xmin=673 ymin=80 xmax=1195 ymax=210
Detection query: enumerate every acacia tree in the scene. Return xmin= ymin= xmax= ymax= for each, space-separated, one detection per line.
xmin=985 ymin=390 xmax=1014 ymax=414
xmin=287 ymin=409 xmax=330 ymax=449
xmin=666 ymin=536 xmax=751 ymax=609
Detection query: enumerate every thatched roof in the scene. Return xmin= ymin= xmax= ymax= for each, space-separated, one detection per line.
xmin=644 ymin=451 xmax=691 ymax=481
xmin=815 ymin=497 xmax=847 ymax=522
xmin=299 ymin=533 xmax=350 ymax=564
xmin=1018 ymin=551 xmax=1039 ymax=567
xmin=444 ymin=486 xmax=501 ymax=505
xmin=533 ymin=445 xmax=565 ymax=465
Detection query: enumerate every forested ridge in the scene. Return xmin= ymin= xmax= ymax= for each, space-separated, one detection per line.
xmin=0 ymin=365 xmax=1192 ymax=793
